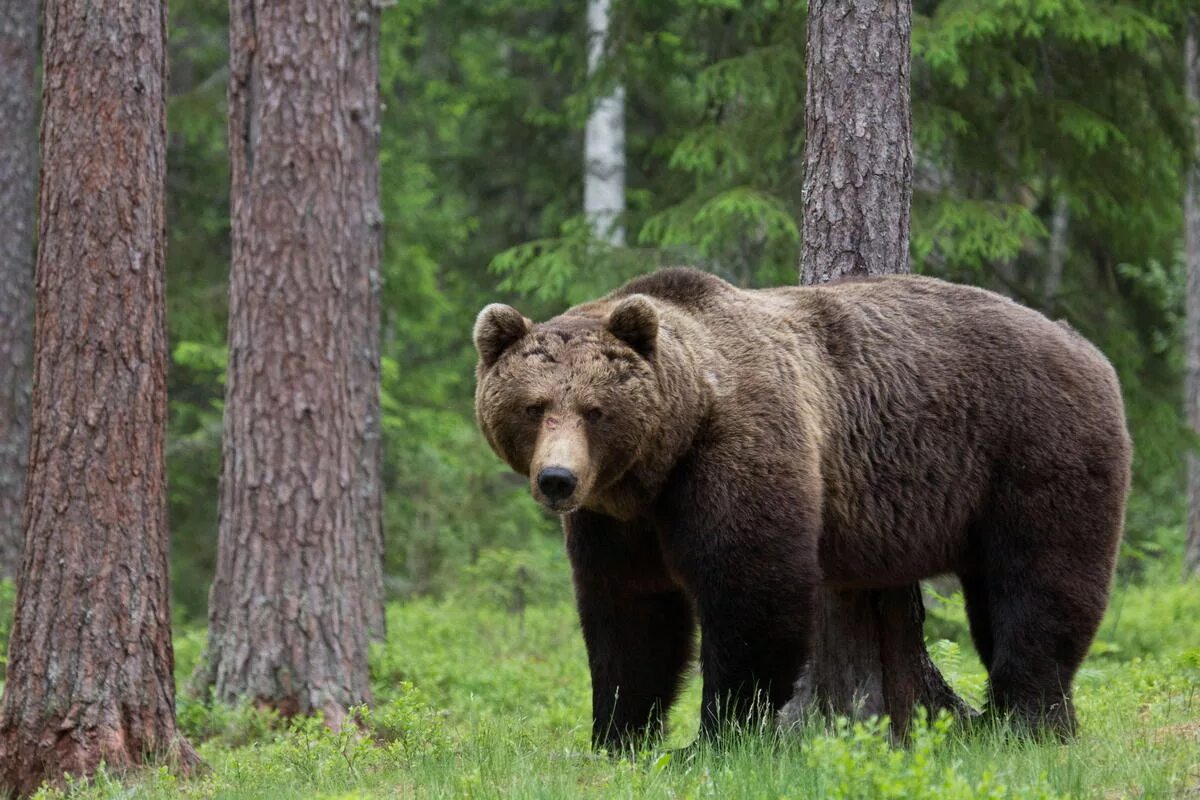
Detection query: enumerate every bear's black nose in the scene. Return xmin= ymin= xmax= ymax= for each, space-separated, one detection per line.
xmin=537 ymin=467 xmax=578 ymax=502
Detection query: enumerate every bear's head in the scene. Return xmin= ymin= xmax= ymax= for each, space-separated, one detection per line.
xmin=472 ymin=295 xmax=664 ymax=515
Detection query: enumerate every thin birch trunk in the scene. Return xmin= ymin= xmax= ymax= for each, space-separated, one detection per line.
xmin=0 ymin=0 xmax=37 ymax=582
xmin=584 ymin=0 xmax=625 ymax=246
xmin=1043 ymin=193 xmax=1070 ymax=315
xmin=1183 ymin=14 xmax=1200 ymax=577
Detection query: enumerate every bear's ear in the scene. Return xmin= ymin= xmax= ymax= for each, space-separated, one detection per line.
xmin=607 ymin=294 xmax=658 ymax=359
xmin=474 ymin=303 xmax=531 ymax=367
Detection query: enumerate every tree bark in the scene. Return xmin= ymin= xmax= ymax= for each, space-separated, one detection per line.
xmin=203 ymin=0 xmax=381 ymax=724
xmin=584 ymin=0 xmax=626 ymax=246
xmin=0 ymin=0 xmax=37 ymax=582
xmin=785 ymin=0 xmax=973 ymax=734
xmin=0 ymin=0 xmax=199 ymax=793
xmin=800 ymin=0 xmax=911 ymax=285
xmin=1184 ymin=14 xmax=1200 ymax=578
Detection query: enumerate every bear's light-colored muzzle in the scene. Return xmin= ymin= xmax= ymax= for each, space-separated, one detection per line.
xmin=530 ymin=414 xmax=593 ymax=513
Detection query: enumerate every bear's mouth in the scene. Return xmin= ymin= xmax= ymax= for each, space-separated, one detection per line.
xmin=537 ymin=493 xmax=581 ymax=515
xmin=545 ymin=500 xmax=579 ymax=515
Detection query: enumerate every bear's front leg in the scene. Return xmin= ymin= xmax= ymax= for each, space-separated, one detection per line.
xmin=566 ymin=510 xmax=696 ymax=752
xmin=658 ymin=452 xmax=821 ymax=740
xmin=693 ymin=568 xmax=815 ymax=738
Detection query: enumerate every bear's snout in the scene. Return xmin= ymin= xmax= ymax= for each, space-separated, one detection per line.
xmin=530 ymin=418 xmax=591 ymax=511
xmin=537 ymin=466 xmax=578 ymax=505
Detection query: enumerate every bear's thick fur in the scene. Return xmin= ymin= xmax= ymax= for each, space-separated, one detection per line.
xmin=473 ymin=267 xmax=1130 ymax=748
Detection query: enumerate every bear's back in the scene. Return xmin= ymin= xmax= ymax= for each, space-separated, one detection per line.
xmin=604 ymin=269 xmax=1121 ymax=421
xmin=754 ymin=273 xmax=1124 ymax=434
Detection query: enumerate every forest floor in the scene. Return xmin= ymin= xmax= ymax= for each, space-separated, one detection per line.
xmin=14 ymin=554 xmax=1200 ymax=799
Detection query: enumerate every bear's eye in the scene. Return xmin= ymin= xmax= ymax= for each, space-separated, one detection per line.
xmin=583 ymin=407 xmax=604 ymax=423
xmin=524 ymin=403 xmax=545 ymax=421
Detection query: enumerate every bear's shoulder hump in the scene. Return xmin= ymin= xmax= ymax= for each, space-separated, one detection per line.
xmin=614 ymin=267 xmax=731 ymax=308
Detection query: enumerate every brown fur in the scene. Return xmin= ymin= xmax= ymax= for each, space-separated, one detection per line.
xmin=473 ymin=267 xmax=1131 ymax=747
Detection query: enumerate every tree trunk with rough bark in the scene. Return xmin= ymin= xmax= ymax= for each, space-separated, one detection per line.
xmin=584 ymin=0 xmax=625 ymax=246
xmin=1184 ymin=14 xmax=1200 ymax=578
xmin=0 ymin=0 xmax=199 ymax=792
xmin=203 ymin=0 xmax=382 ymax=724
xmin=783 ymin=0 xmax=973 ymax=734
xmin=800 ymin=0 xmax=911 ymax=285
xmin=0 ymin=0 xmax=37 ymax=582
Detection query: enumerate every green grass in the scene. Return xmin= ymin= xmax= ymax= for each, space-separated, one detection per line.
xmin=21 ymin=558 xmax=1200 ymax=799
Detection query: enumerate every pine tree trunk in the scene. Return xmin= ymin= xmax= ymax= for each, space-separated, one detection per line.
xmin=1184 ymin=14 xmax=1200 ymax=578
xmin=785 ymin=0 xmax=973 ymax=734
xmin=800 ymin=0 xmax=911 ymax=285
xmin=584 ymin=0 xmax=626 ymax=246
xmin=0 ymin=0 xmax=199 ymax=792
xmin=0 ymin=0 xmax=37 ymax=583
xmin=204 ymin=0 xmax=381 ymax=723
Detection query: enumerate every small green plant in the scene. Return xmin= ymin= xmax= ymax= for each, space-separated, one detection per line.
xmin=0 ymin=577 xmax=14 ymax=681
xmin=175 ymin=693 xmax=281 ymax=748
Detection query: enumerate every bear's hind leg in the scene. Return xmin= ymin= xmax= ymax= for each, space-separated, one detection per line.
xmin=958 ymin=572 xmax=995 ymax=671
xmin=980 ymin=480 xmax=1121 ymax=738
xmin=981 ymin=566 xmax=1091 ymax=738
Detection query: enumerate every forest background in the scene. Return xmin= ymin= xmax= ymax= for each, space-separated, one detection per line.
xmin=1 ymin=1 xmax=1199 ymax=796
xmin=152 ymin=0 xmax=1193 ymax=614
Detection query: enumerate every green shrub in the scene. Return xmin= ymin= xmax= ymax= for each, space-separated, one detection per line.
xmin=801 ymin=713 xmax=1063 ymax=800
xmin=0 ymin=577 xmax=13 ymax=683
xmin=449 ymin=543 xmax=572 ymax=611
xmin=176 ymin=693 xmax=281 ymax=748
xmin=1094 ymin=565 xmax=1200 ymax=660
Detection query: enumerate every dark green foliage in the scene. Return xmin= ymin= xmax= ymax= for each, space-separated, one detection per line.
xmin=374 ymin=0 xmax=584 ymax=595
xmin=165 ymin=0 xmax=231 ymax=614
xmin=910 ymin=2 xmax=1192 ymax=558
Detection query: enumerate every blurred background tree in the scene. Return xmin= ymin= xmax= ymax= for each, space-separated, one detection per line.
xmin=1184 ymin=8 xmax=1200 ymax=576
xmin=161 ymin=0 xmax=1196 ymax=621
xmin=0 ymin=0 xmax=37 ymax=583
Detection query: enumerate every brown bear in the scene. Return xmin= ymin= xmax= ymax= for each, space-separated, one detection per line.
xmin=472 ymin=267 xmax=1130 ymax=749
